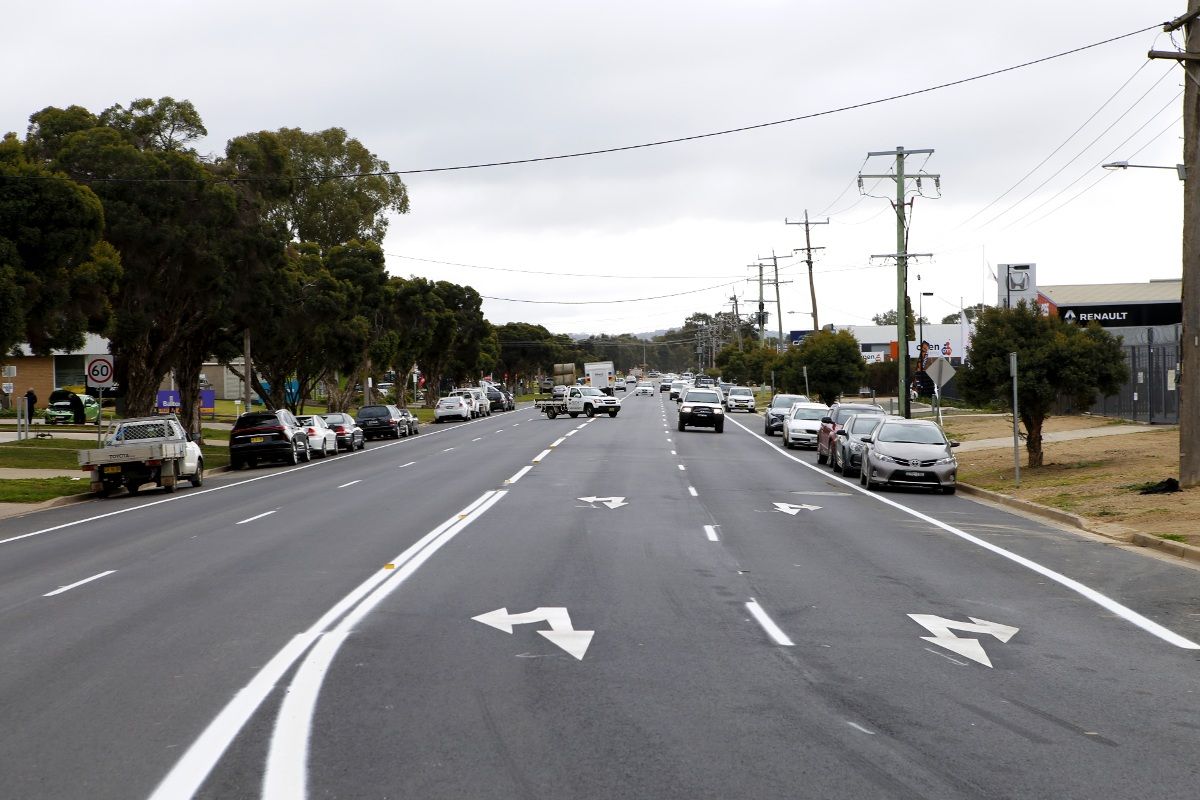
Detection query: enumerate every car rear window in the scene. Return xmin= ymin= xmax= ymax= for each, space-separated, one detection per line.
xmin=234 ymin=412 xmax=279 ymax=429
xmin=791 ymin=407 xmax=825 ymax=420
xmin=849 ymin=415 xmax=884 ymax=434
xmin=357 ymin=406 xmax=389 ymax=418
xmin=322 ymin=413 xmax=348 ymax=424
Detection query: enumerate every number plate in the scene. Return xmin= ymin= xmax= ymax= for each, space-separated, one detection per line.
xmin=103 ymin=465 xmax=121 ymax=474
xmin=905 ymin=470 xmax=925 ymax=477
xmin=250 ymin=436 xmax=265 ymax=443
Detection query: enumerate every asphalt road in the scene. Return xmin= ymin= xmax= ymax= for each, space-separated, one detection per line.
xmin=1 ymin=394 xmax=1199 ymax=799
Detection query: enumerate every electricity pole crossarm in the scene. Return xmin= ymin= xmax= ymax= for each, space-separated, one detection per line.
xmin=786 ymin=210 xmax=828 ymax=330
xmin=758 ymin=252 xmax=793 ymax=353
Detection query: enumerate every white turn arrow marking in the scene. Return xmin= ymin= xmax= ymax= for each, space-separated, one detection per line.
xmin=908 ymin=614 xmax=1019 ymax=668
xmin=577 ymin=496 xmax=628 ymax=509
xmin=472 ymin=607 xmax=594 ymax=660
xmin=772 ymin=502 xmax=821 ymax=515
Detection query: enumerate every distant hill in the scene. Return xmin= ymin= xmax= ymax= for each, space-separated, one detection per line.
xmin=566 ymin=329 xmax=670 ymax=341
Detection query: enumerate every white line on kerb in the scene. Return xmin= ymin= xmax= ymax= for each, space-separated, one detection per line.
xmin=725 ymin=414 xmax=1200 ymax=651
xmin=506 ymin=465 xmax=533 ymax=484
xmin=337 ymin=480 xmax=361 ymax=489
xmin=43 ymin=570 xmax=116 ymax=597
xmin=236 ymin=510 xmax=277 ymax=526
xmin=398 ymin=461 xmax=416 ymax=469
xmin=533 ymin=449 xmax=552 ymax=463
xmin=745 ymin=599 xmax=794 ymax=646
xmin=550 ymin=437 xmax=566 ymax=447
xmin=688 ymin=486 xmax=698 ymax=497
xmin=704 ymin=525 xmax=720 ymax=542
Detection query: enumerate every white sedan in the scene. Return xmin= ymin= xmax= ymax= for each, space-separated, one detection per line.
xmin=296 ymin=414 xmax=338 ymax=458
xmin=634 ymin=381 xmax=654 ymax=396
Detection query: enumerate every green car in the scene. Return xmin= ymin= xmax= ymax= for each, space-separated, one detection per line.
xmin=43 ymin=389 xmax=101 ymax=425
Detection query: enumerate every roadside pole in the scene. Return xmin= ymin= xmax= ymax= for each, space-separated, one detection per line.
xmin=1010 ymin=352 xmax=1021 ymax=487
xmin=803 ymin=365 xmax=810 ymax=397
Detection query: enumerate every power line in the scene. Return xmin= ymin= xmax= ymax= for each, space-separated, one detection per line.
xmin=388 ymin=252 xmax=744 ymax=280
xmin=480 ymin=279 xmax=740 ymax=305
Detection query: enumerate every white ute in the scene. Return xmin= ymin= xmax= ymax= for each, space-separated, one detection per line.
xmin=78 ymin=414 xmax=204 ymax=497
xmin=535 ymin=386 xmax=621 ymax=419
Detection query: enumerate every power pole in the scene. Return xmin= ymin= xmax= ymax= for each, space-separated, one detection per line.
xmin=730 ymin=295 xmax=743 ymax=349
xmin=785 ymin=210 xmax=828 ymax=331
xmin=1150 ymin=5 xmax=1200 ymax=486
xmin=758 ymin=252 xmax=793 ymax=353
xmin=749 ymin=262 xmax=766 ymax=344
xmin=861 ymin=146 xmax=940 ymax=418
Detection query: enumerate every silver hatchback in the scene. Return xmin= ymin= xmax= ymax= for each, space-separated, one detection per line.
xmin=859 ymin=419 xmax=959 ymax=494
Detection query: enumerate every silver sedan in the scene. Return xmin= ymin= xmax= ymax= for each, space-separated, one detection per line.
xmin=859 ymin=419 xmax=959 ymax=494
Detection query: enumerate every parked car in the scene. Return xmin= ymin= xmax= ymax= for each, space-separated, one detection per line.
xmin=229 ymin=409 xmax=311 ymax=468
xmin=724 ymin=386 xmax=756 ymax=413
xmin=435 ymin=395 xmax=472 ymax=422
xmin=44 ymin=389 xmax=101 ymax=424
xmin=551 ymin=384 xmax=569 ymax=401
xmin=356 ymin=404 xmax=406 ymax=439
xmin=320 ymin=412 xmax=365 ymax=452
xmin=860 ymin=418 xmax=959 ymax=494
xmin=296 ymin=414 xmax=338 ymax=458
xmin=831 ymin=413 xmax=893 ymax=476
xmin=502 ymin=389 xmax=516 ymax=410
xmin=817 ymin=402 xmax=886 ymax=464
xmin=484 ymin=385 xmax=508 ymax=412
xmin=677 ymin=388 xmax=725 ymax=432
xmin=763 ymin=393 xmax=810 ymax=436
xmin=450 ymin=388 xmax=489 ymax=418
xmin=782 ymin=402 xmax=829 ymax=449
xmin=396 ymin=407 xmax=420 ymax=435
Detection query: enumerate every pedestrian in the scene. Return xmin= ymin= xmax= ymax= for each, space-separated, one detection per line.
xmin=23 ymin=387 xmax=37 ymax=413
xmin=69 ymin=392 xmax=85 ymax=424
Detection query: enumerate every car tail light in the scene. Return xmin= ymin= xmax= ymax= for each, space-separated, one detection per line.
xmin=333 ymin=425 xmax=346 ymax=433
xmin=307 ymin=427 xmax=317 ymax=435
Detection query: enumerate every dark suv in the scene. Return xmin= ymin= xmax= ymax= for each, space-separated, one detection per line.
xmin=485 ymin=385 xmax=507 ymax=412
xmin=356 ymin=404 xmax=406 ymax=440
xmin=230 ymin=409 xmax=311 ymax=469
xmin=763 ymin=393 xmax=810 ymax=436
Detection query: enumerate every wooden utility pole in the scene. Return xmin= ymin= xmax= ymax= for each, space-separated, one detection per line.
xmin=1151 ymin=4 xmax=1200 ymax=486
xmin=785 ymin=210 xmax=828 ymax=331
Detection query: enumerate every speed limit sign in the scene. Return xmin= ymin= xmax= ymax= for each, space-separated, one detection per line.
xmin=86 ymin=356 xmax=114 ymax=388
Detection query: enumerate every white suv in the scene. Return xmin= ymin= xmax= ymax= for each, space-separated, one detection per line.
xmin=724 ymin=386 xmax=756 ymax=412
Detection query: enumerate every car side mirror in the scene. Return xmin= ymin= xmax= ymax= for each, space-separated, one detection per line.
xmin=821 ymin=417 xmax=833 ymax=424
xmin=860 ymin=436 xmax=873 ymax=443
xmin=836 ymin=429 xmax=848 ymax=437
xmin=950 ymin=441 xmax=960 ymax=448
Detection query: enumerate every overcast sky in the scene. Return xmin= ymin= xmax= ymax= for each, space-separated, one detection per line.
xmin=4 ymin=1 xmax=1188 ymax=337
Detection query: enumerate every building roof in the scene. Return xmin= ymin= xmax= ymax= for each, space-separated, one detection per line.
xmin=1040 ymin=280 xmax=1180 ymax=305
xmin=12 ymin=333 xmax=110 ymax=357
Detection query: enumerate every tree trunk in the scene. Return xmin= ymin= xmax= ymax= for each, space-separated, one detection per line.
xmin=118 ymin=352 xmax=164 ymax=417
xmin=1023 ymin=412 xmax=1044 ymax=468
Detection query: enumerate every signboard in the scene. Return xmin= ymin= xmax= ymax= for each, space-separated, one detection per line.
xmin=86 ymin=355 xmax=115 ymax=388
xmin=996 ymin=263 xmax=1038 ymax=309
xmin=1 ymin=383 xmax=12 ymax=395
xmin=789 ymin=329 xmax=814 ymax=347
xmin=156 ymin=389 xmax=216 ymax=411
xmin=926 ymin=357 xmax=956 ymax=388
xmin=861 ymin=351 xmax=887 ymax=364
xmin=1057 ymin=302 xmax=1181 ymax=328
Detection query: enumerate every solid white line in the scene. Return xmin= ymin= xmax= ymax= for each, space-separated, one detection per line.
xmin=506 ymin=465 xmax=533 ymax=484
xmin=726 ymin=414 xmax=1200 ymax=651
xmin=746 ymin=599 xmax=794 ymax=646
xmin=337 ymin=480 xmax=361 ymax=489
xmin=533 ymin=449 xmax=552 ymax=463
xmin=43 ymin=569 xmax=116 ymax=597
xmin=550 ymin=437 xmax=566 ymax=447
xmin=704 ymin=525 xmax=720 ymax=542
xmin=235 ymin=510 xmax=277 ymax=526
xmin=151 ymin=491 xmax=505 ymax=800
xmin=688 ymin=486 xmax=698 ymax=497
xmin=398 ymin=461 xmax=416 ymax=468
xmin=846 ymin=722 xmax=876 ymax=735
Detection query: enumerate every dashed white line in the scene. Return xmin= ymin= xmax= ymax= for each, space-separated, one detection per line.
xmin=443 ymin=447 xmax=455 ymax=452
xmin=671 ymin=450 xmax=677 ymax=455
xmin=576 ymin=424 xmax=587 ymax=430
xmin=565 ymin=430 xmax=577 ymax=437
xmin=236 ymin=510 xmax=277 ymax=526
xmin=533 ymin=449 xmax=552 ymax=463
xmin=337 ymin=480 xmax=362 ymax=489
xmin=745 ymin=599 xmax=794 ymax=646
xmin=472 ymin=437 xmax=482 ymax=442
xmin=495 ymin=429 xmax=504 ymax=433
xmin=398 ymin=461 xmax=416 ymax=469
xmin=846 ymin=722 xmax=876 ymax=735
xmin=43 ymin=570 xmax=116 ymax=597
xmin=506 ymin=466 xmax=533 ymax=484
xmin=687 ymin=486 xmax=698 ymax=497
xmin=550 ymin=437 xmax=566 ymax=447
xmin=704 ymin=525 xmax=720 ymax=542
xmin=677 ymin=464 xmax=686 ymax=471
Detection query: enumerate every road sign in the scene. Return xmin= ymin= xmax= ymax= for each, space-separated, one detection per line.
xmin=473 ymin=607 xmax=594 ymax=660
xmin=908 ymin=613 xmax=1018 ymax=668
xmin=1 ymin=383 xmax=12 ymax=395
xmin=86 ymin=356 xmax=114 ymax=388
xmin=925 ymin=357 xmax=956 ymax=388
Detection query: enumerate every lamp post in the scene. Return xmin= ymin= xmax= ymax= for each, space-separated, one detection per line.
xmin=1102 ymin=160 xmax=1186 ymax=180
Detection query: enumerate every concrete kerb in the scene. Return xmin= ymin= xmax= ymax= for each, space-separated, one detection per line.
xmin=958 ymin=482 xmax=1200 ymax=565
xmin=0 ymin=465 xmax=233 ymax=521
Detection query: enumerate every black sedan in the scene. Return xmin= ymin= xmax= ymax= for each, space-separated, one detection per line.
xmin=321 ymin=412 xmax=365 ymax=452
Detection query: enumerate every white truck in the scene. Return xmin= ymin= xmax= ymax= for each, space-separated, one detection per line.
xmin=534 ymin=386 xmax=621 ymax=419
xmin=584 ymin=361 xmax=616 ymax=396
xmin=78 ymin=415 xmax=204 ymax=497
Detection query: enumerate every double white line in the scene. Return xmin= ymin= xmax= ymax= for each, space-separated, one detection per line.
xmin=149 ymin=490 xmax=507 ymax=800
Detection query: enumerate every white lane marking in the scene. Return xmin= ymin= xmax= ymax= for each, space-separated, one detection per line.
xmin=671 ymin=450 xmax=677 ymax=455
xmin=677 ymin=464 xmax=686 ymax=471
xmin=726 ymin=415 xmax=1200 ymax=651
xmin=336 ymin=480 xmax=362 ymax=489
xmin=261 ymin=491 xmax=506 ymax=799
xmin=152 ymin=491 xmax=505 ymax=800
xmin=398 ymin=461 xmax=416 ymax=469
xmin=236 ymin=510 xmax=277 ymax=526
xmin=576 ymin=423 xmax=587 ymax=430
xmin=565 ymin=430 xmax=577 ymax=437
xmin=847 ymin=722 xmax=876 ymax=735
xmin=43 ymin=569 xmax=116 ymax=597
xmin=688 ymin=486 xmax=698 ymax=497
xmin=550 ymin=437 xmax=566 ymax=447
xmin=513 ymin=423 xmax=519 ymax=427
xmin=443 ymin=447 xmax=455 ymax=452
xmin=472 ymin=437 xmax=482 ymax=442
xmin=495 ymin=429 xmax=504 ymax=433
xmin=745 ymin=599 xmax=794 ymax=646
xmin=506 ymin=466 xmax=533 ymax=484
xmin=533 ymin=449 xmax=552 ymax=463
xmin=704 ymin=525 xmax=720 ymax=542
xmin=666 ymin=438 xmax=671 ymax=442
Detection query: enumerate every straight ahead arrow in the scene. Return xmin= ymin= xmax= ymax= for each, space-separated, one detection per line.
xmin=772 ymin=502 xmax=821 ymax=515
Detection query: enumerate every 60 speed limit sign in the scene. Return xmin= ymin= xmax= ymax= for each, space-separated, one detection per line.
xmin=86 ymin=356 xmax=114 ymax=388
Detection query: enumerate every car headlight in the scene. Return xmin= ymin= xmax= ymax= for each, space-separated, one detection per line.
xmin=934 ymin=456 xmax=956 ymax=465
xmin=714 ymin=407 xmax=723 ymax=414
xmin=874 ymin=453 xmax=900 ymax=464
xmin=680 ymin=406 xmax=692 ymax=413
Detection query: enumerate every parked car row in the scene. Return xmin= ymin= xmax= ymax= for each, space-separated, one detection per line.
xmin=229 ymin=403 xmax=422 ymax=470
xmin=434 ymin=384 xmax=517 ymax=423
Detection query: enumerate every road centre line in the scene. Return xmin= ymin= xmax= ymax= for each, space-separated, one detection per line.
xmin=688 ymin=486 xmax=698 ymax=497
xmin=43 ymin=569 xmax=116 ymax=597
xmin=398 ymin=461 xmax=416 ymax=469
xmin=726 ymin=414 xmax=1200 ymax=651
xmin=745 ymin=599 xmax=795 ymax=646
xmin=495 ymin=429 xmax=504 ymax=433
xmin=150 ymin=490 xmax=507 ymax=800
xmin=533 ymin=449 xmax=552 ymax=463
xmin=506 ymin=466 xmax=533 ymax=484
xmin=704 ymin=525 xmax=720 ymax=541
xmin=236 ymin=510 xmax=277 ymax=525
xmin=550 ymin=437 xmax=566 ymax=447
xmin=336 ymin=480 xmax=362 ymax=489
xmin=576 ymin=423 xmax=587 ymax=430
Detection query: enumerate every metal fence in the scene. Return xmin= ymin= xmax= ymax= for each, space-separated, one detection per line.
xmin=1083 ymin=338 xmax=1179 ymax=424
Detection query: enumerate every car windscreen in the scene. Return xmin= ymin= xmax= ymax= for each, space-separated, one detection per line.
xmin=877 ymin=423 xmax=946 ymax=444
xmin=685 ymin=391 xmax=720 ymax=403
xmin=791 ymin=407 xmax=825 ymax=420
xmin=580 ymin=387 xmax=602 ymax=396
xmin=357 ymin=406 xmax=389 ymax=418
xmin=233 ymin=413 xmax=278 ymax=429
xmin=849 ymin=415 xmax=884 ymax=434
xmin=771 ymin=395 xmax=804 ymax=409
xmin=321 ymin=414 xmax=349 ymax=424
xmin=730 ymin=388 xmax=752 ymax=396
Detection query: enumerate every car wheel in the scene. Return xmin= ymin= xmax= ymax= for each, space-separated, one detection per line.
xmin=127 ymin=483 xmax=141 ymax=497
xmin=231 ymin=456 xmax=244 ymax=470
xmin=943 ymin=486 xmax=957 ymax=495
xmin=547 ymin=409 xmax=558 ymax=419
xmin=817 ymin=446 xmax=828 ymax=465
xmin=715 ymin=422 xmax=724 ymax=433
xmin=247 ymin=458 xmax=258 ymax=469
xmin=314 ymin=440 xmax=327 ymax=458
xmin=764 ymin=424 xmax=772 ymax=436
xmin=288 ymin=442 xmax=300 ymax=465
xmin=191 ymin=460 xmax=204 ymax=487
xmin=568 ymin=412 xmax=579 ymax=418
xmin=608 ymin=409 xmax=618 ymax=417
xmin=162 ymin=479 xmax=176 ymax=494
xmin=677 ymin=420 xmax=685 ymax=432
xmin=584 ymin=405 xmax=595 ymax=418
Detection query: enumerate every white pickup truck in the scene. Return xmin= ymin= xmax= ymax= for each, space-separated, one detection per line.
xmin=78 ymin=415 xmax=204 ymax=497
xmin=534 ymin=386 xmax=621 ymax=419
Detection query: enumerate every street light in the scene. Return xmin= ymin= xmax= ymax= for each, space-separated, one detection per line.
xmin=1102 ymin=160 xmax=1186 ymax=181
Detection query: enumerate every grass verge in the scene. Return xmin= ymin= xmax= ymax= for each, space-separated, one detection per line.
xmin=0 ymin=477 xmax=88 ymax=503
